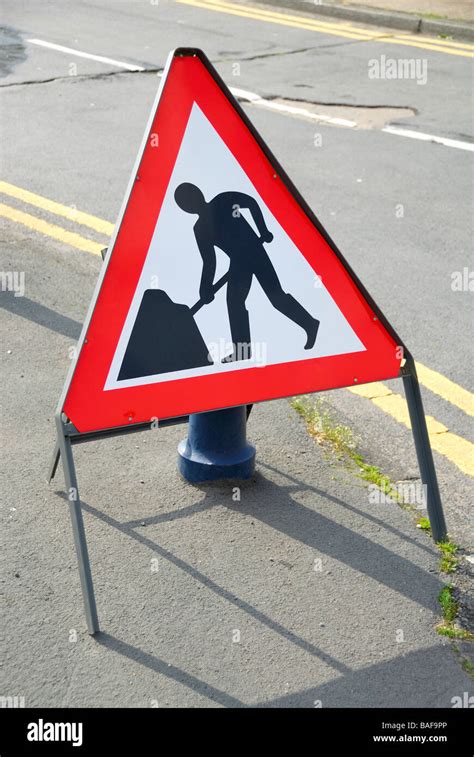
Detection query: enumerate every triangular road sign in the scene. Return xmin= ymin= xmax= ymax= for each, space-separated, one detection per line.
xmin=52 ymin=49 xmax=447 ymax=638
xmin=60 ymin=48 xmax=404 ymax=434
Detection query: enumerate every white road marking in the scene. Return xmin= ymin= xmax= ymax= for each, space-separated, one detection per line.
xmin=26 ymin=41 xmax=474 ymax=151
xmin=27 ymin=38 xmax=145 ymax=72
xmin=382 ymin=125 xmax=474 ymax=152
xmin=231 ymin=87 xmax=357 ymax=127
xmin=234 ymin=86 xmax=474 ymax=151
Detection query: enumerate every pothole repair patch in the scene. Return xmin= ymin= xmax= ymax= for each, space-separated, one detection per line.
xmin=270 ymin=98 xmax=416 ymax=129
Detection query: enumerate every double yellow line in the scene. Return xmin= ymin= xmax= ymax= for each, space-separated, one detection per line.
xmin=0 ymin=181 xmax=112 ymax=255
xmin=349 ymin=382 xmax=473 ymax=476
xmin=1 ymin=179 xmax=472 ymax=475
xmin=176 ymin=0 xmax=474 ymax=58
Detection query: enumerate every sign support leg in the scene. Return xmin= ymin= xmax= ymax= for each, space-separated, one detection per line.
xmin=56 ymin=415 xmax=100 ymax=634
xmin=403 ymin=360 xmax=447 ymax=543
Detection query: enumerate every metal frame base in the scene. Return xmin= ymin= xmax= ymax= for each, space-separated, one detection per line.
xmin=49 ymin=362 xmax=447 ymax=636
xmin=49 ymin=413 xmax=189 ymax=634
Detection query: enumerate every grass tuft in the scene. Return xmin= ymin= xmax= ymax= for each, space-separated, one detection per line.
xmin=416 ymin=516 xmax=431 ymax=532
xmin=435 ymin=585 xmax=473 ymax=641
xmin=437 ymin=540 xmax=460 ymax=574
xmin=438 ymin=585 xmax=458 ymax=622
xmin=436 ymin=626 xmax=474 ymax=641
xmin=291 ymin=396 xmax=356 ymax=458
xmin=290 ymin=396 xmax=471 ymax=645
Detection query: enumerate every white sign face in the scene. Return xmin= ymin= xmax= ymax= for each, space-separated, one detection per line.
xmin=105 ymin=103 xmax=365 ymax=391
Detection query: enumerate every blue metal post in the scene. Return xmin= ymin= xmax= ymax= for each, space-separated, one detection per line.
xmin=177 ymin=406 xmax=255 ymax=482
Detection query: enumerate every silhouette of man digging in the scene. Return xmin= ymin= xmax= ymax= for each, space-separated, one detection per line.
xmin=174 ymin=183 xmax=319 ymax=362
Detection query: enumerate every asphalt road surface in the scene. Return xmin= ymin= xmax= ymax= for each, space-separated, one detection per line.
xmin=1 ymin=0 xmax=473 ymax=709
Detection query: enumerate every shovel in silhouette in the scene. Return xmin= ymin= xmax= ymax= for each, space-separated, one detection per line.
xmin=118 ymin=272 xmax=229 ymax=381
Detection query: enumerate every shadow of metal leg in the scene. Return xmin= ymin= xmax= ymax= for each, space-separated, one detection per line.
xmin=47 ymin=442 xmax=60 ymax=483
xmin=56 ymin=420 xmax=100 ymax=634
xmin=403 ymin=364 xmax=447 ymax=543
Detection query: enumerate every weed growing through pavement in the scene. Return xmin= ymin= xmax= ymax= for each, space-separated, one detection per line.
xmin=436 ymin=586 xmax=473 ymax=641
xmin=290 ymin=394 xmax=473 ymax=649
xmin=437 ymin=541 xmax=460 ymax=574
xmin=416 ymin=518 xmax=461 ymax=574
xmin=291 ymin=395 xmax=404 ymax=500
xmin=291 ymin=396 xmax=355 ymax=459
xmin=439 ymin=585 xmax=458 ymax=622
xmin=417 ymin=516 xmax=431 ymax=531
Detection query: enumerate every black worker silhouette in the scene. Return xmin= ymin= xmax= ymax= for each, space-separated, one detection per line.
xmin=174 ymin=183 xmax=319 ymax=363
xmin=118 ymin=183 xmax=320 ymax=381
